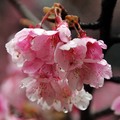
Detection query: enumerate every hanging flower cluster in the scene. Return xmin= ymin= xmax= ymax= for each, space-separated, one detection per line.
xmin=5 ymin=3 xmax=112 ymax=112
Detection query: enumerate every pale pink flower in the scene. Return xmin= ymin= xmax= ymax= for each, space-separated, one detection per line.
xmin=79 ymin=60 xmax=112 ymax=88
xmin=22 ymin=58 xmax=44 ymax=74
xmin=1 ymin=58 xmax=27 ymax=110
xmin=6 ymin=28 xmax=59 ymax=74
xmin=55 ymin=37 xmax=107 ymax=71
xmin=30 ymin=31 xmax=59 ymax=64
xmin=5 ymin=28 xmax=41 ymax=67
xmin=1 ymin=71 xmax=26 ymax=110
xmin=72 ymin=88 xmax=92 ymax=110
xmin=57 ymin=22 xmax=71 ymax=43
xmin=54 ymin=39 xmax=86 ymax=71
xmin=67 ymin=59 xmax=112 ymax=89
xmin=53 ymin=80 xmax=73 ymax=112
xmin=84 ymin=38 xmax=107 ymax=62
xmin=111 ymin=96 xmax=120 ymax=115
xmin=20 ymin=63 xmax=66 ymax=107
xmin=21 ymin=76 xmax=92 ymax=112
xmin=21 ymin=76 xmax=57 ymax=106
xmin=55 ymin=37 xmax=112 ymax=89
xmin=53 ymin=87 xmax=92 ymax=112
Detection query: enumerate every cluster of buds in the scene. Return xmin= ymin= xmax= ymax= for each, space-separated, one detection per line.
xmin=5 ymin=3 xmax=112 ymax=113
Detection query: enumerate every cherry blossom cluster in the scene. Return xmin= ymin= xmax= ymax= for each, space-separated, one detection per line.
xmin=5 ymin=4 xmax=112 ymax=112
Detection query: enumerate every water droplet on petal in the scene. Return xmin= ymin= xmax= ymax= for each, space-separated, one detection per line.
xmin=63 ymin=108 xmax=68 ymax=113
xmin=20 ymin=82 xmax=26 ymax=88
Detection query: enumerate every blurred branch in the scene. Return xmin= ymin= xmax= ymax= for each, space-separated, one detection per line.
xmin=92 ymin=108 xmax=113 ymax=119
xmin=8 ymin=0 xmax=40 ymax=25
xmin=99 ymin=0 xmax=117 ymax=48
xmin=106 ymin=76 xmax=120 ymax=84
xmin=80 ymin=0 xmax=117 ymax=119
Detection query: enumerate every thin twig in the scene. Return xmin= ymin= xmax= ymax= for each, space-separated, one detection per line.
xmin=80 ymin=21 xmax=100 ymax=30
xmin=99 ymin=0 xmax=117 ymax=48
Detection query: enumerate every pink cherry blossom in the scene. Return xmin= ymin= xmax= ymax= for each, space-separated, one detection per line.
xmin=53 ymin=86 xmax=92 ymax=112
xmin=54 ymin=39 xmax=86 ymax=71
xmin=22 ymin=58 xmax=44 ymax=74
xmin=72 ymin=88 xmax=92 ymax=110
xmin=21 ymin=76 xmax=57 ymax=105
xmin=57 ymin=22 xmax=71 ymax=43
xmin=55 ymin=37 xmax=107 ymax=71
xmin=84 ymin=38 xmax=107 ymax=62
xmin=21 ymin=75 xmax=92 ymax=112
xmin=55 ymin=37 xmax=112 ymax=89
xmin=6 ymin=28 xmax=43 ymax=67
xmin=111 ymin=96 xmax=120 ymax=115
xmin=6 ymin=28 xmax=59 ymax=74
xmin=67 ymin=59 xmax=112 ymax=90
xmin=30 ymin=31 xmax=59 ymax=64
xmin=53 ymin=80 xmax=73 ymax=112
xmin=80 ymin=60 xmax=112 ymax=87
xmin=1 ymin=57 xmax=27 ymax=111
xmin=1 ymin=70 xmax=27 ymax=110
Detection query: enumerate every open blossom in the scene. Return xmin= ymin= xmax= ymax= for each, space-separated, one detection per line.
xmin=1 ymin=71 xmax=27 ymax=110
xmin=111 ymin=96 xmax=120 ymax=115
xmin=66 ymin=59 xmax=112 ymax=90
xmin=55 ymin=37 xmax=112 ymax=90
xmin=21 ymin=76 xmax=92 ymax=112
xmin=55 ymin=37 xmax=107 ymax=71
xmin=57 ymin=22 xmax=71 ymax=43
xmin=5 ymin=22 xmax=71 ymax=75
xmin=5 ymin=28 xmax=59 ymax=74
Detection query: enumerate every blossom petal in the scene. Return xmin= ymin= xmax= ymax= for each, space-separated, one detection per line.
xmin=67 ymin=69 xmax=82 ymax=91
xmin=22 ymin=59 xmax=44 ymax=74
xmin=72 ymin=88 xmax=92 ymax=110
xmin=57 ymin=23 xmax=71 ymax=42
xmin=80 ymin=60 xmax=112 ymax=88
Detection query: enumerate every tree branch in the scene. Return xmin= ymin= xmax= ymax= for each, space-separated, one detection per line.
xmin=110 ymin=36 xmax=120 ymax=45
xmin=80 ymin=21 xmax=100 ymax=30
xmin=106 ymin=76 xmax=120 ymax=84
xmin=8 ymin=0 xmax=40 ymax=25
xmin=99 ymin=0 xmax=117 ymax=48
xmin=92 ymin=108 xmax=113 ymax=119
xmin=80 ymin=0 xmax=118 ymax=119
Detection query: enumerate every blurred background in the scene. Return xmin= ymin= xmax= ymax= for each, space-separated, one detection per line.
xmin=0 ymin=0 xmax=120 ymax=120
